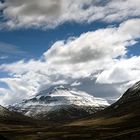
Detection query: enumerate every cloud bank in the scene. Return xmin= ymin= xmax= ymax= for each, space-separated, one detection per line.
xmin=0 ymin=0 xmax=140 ymax=29
xmin=0 ymin=18 xmax=140 ymax=105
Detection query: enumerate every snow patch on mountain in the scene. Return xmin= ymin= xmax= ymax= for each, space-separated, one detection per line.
xmin=18 ymin=85 xmax=109 ymax=107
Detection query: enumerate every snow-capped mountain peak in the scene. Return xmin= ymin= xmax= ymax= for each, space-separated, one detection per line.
xmin=33 ymin=85 xmax=109 ymax=107
xmin=9 ymin=85 xmax=109 ymax=121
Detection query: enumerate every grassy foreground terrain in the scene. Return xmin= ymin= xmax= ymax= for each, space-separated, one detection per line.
xmin=0 ymin=112 xmax=139 ymax=140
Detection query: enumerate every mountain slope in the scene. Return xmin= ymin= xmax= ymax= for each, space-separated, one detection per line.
xmin=67 ymin=81 xmax=140 ymax=140
xmin=9 ymin=85 xmax=109 ymax=121
xmin=0 ymin=105 xmax=34 ymax=125
xmin=101 ymin=81 xmax=140 ymax=118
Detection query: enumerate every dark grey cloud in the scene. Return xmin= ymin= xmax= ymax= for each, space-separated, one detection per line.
xmin=71 ymin=77 xmax=121 ymax=99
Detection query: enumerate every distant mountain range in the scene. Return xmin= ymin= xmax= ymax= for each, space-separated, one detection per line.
xmin=9 ymin=85 xmax=109 ymax=121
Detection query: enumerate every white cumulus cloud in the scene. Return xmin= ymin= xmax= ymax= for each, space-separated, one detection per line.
xmin=0 ymin=0 xmax=140 ymax=29
xmin=0 ymin=19 xmax=140 ymax=105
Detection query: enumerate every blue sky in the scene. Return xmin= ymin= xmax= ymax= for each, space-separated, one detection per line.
xmin=0 ymin=0 xmax=140 ymax=105
xmin=0 ymin=21 xmax=111 ymax=63
xmin=0 ymin=20 xmax=139 ymax=64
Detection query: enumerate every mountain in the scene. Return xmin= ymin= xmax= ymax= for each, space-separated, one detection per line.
xmin=9 ymin=85 xmax=109 ymax=121
xmin=0 ymin=82 xmax=140 ymax=140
